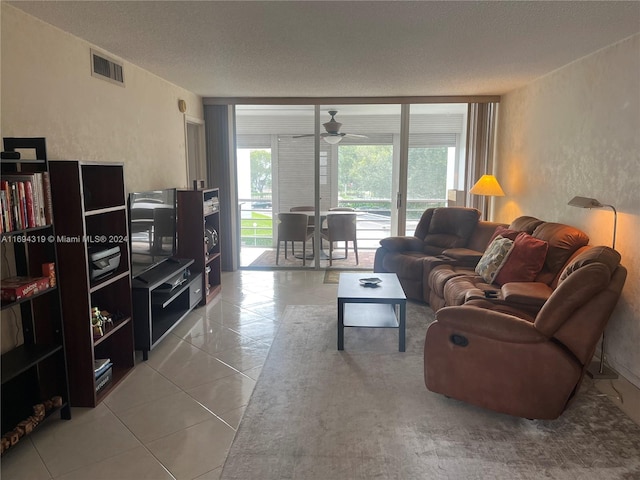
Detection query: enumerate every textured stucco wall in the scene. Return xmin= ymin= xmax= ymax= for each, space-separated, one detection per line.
xmin=495 ymin=34 xmax=640 ymax=387
xmin=0 ymin=4 xmax=203 ymax=192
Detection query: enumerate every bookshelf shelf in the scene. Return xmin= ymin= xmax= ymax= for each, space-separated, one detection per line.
xmin=49 ymin=161 xmax=135 ymax=408
xmin=1 ymin=138 xmax=71 ymax=454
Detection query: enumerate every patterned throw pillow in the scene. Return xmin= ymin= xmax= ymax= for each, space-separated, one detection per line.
xmin=475 ymin=235 xmax=515 ymax=283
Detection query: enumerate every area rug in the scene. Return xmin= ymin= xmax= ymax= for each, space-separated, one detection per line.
xmin=247 ymin=249 xmax=376 ymax=269
xmin=221 ymin=305 xmax=640 ymax=480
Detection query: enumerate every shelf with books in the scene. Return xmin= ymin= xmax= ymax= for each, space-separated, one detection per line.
xmin=0 ymin=137 xmax=71 ymax=455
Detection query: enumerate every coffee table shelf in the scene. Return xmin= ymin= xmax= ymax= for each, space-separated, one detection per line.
xmin=343 ymin=304 xmax=399 ymax=328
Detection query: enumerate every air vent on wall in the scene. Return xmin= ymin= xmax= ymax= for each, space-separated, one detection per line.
xmin=90 ymin=49 xmax=125 ymax=86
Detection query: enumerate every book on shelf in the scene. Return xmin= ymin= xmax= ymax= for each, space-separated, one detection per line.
xmin=0 ymin=173 xmax=51 ymax=231
xmin=94 ymin=358 xmax=112 ymax=378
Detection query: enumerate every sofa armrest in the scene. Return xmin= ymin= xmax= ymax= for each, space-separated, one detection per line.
xmin=379 ymin=236 xmax=424 ymax=252
xmin=435 ymin=305 xmax=548 ymax=343
xmin=441 ymin=248 xmax=483 ymax=267
xmin=501 ymin=282 xmax=553 ymax=308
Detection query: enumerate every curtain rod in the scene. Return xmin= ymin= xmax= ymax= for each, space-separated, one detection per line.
xmin=203 ymin=95 xmax=501 ymax=106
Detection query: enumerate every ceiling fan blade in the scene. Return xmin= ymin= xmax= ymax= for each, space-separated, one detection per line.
xmin=343 ymin=133 xmax=368 ymax=139
xmin=292 ymin=134 xmax=315 ymax=138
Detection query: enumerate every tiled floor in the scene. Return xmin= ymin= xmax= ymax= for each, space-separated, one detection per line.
xmin=2 ymin=269 xmax=639 ymax=479
xmin=1 ymin=269 xmax=340 ymax=480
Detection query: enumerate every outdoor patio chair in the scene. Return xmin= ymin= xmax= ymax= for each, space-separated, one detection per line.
xmin=276 ymin=212 xmax=314 ymax=266
xmin=321 ymin=213 xmax=359 ymax=266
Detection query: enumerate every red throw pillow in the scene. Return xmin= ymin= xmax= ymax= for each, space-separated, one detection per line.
xmin=487 ymin=225 xmax=521 ymax=247
xmin=494 ymin=232 xmax=549 ymax=285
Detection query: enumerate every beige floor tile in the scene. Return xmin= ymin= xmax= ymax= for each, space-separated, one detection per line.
xmin=115 ymin=391 xmax=216 ymax=442
xmin=193 ymin=466 xmax=222 ymax=480
xmin=210 ymin=303 xmax=273 ymax=330
xmin=152 ymin=346 xmax=240 ymax=390
xmin=30 ymin=405 xmax=141 ymax=477
xmin=239 ymin=300 xmax=287 ymax=320
xmin=186 ymin=372 xmax=256 ymax=416
xmin=146 ymin=418 xmax=235 ymax=480
xmin=218 ymin=405 xmax=247 ymax=430
xmin=104 ymin=362 xmax=181 ymax=413
xmin=228 ymin=318 xmax=279 ymax=344
xmin=243 ymin=365 xmax=263 ymax=381
xmin=54 ymin=445 xmax=174 ymax=480
xmin=182 ymin=323 xmax=255 ymax=355
xmin=144 ymin=333 xmax=203 ymax=371
xmin=0 ymin=438 xmax=50 ymax=480
xmin=214 ymin=341 xmax=271 ymax=373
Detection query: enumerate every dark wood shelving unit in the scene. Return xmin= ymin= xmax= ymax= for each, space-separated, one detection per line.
xmin=177 ymin=188 xmax=221 ymax=305
xmin=1 ymin=140 xmax=71 ymax=452
xmin=132 ymin=257 xmax=201 ymax=360
xmin=48 ymin=161 xmax=135 ymax=407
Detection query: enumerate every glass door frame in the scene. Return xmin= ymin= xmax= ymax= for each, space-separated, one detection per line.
xmin=226 ymin=98 xmax=493 ymax=269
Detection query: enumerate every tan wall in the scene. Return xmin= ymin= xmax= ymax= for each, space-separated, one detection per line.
xmin=0 ymin=4 xmax=203 ymax=193
xmin=0 ymin=4 xmax=203 ymax=353
xmin=495 ymin=34 xmax=640 ymax=387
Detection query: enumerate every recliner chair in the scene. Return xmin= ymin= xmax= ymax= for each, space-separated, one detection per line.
xmin=424 ymin=246 xmax=627 ymax=419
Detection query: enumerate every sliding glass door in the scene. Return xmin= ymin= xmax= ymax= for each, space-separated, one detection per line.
xmin=234 ymin=103 xmax=468 ymax=268
xmin=405 ymin=104 xmax=467 ymax=233
xmin=236 ymin=105 xmax=316 ymax=268
xmin=324 ymin=104 xmax=401 ymax=248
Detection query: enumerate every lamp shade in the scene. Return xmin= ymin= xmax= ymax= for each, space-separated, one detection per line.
xmin=469 ymin=175 xmax=505 ymax=197
xmin=567 ymin=195 xmax=617 ymax=249
xmin=567 ymin=196 xmax=604 ymax=208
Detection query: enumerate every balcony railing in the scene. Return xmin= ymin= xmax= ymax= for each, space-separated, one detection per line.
xmin=239 ymin=198 xmax=446 ymax=249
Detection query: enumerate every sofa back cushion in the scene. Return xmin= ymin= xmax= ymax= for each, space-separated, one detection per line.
xmin=468 ymin=222 xmax=508 ymax=252
xmin=531 ymin=222 xmax=590 ymax=285
xmin=413 ymin=208 xmax=435 ymax=239
xmin=422 ymin=207 xmax=481 ymax=250
xmin=509 ymin=216 xmax=544 ymax=234
xmin=558 ymin=246 xmax=621 ymax=285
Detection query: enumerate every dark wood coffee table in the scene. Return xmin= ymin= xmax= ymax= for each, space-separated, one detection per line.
xmin=337 ymin=273 xmax=407 ymax=352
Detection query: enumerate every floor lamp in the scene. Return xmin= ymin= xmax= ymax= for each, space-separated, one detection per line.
xmin=568 ymin=196 xmax=618 ymax=380
xmin=469 ymin=175 xmax=505 ymax=220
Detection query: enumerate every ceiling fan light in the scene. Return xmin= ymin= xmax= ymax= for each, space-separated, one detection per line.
xmin=323 ymin=135 xmax=342 ymax=145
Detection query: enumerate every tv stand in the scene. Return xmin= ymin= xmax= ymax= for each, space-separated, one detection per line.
xmin=131 ymin=258 xmax=202 ymax=360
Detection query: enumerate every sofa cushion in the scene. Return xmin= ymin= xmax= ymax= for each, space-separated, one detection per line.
xmin=423 ymin=207 xmax=480 ymax=249
xmin=379 ymin=236 xmax=423 ymax=252
xmin=475 ymin=236 xmax=514 ymax=283
xmin=531 ymin=222 xmax=590 ymax=285
xmin=509 ymin=216 xmax=544 ymax=234
xmin=466 ymin=221 xmax=507 ymax=252
xmin=381 ymin=251 xmax=425 ymax=281
xmin=443 ymin=274 xmax=494 ymax=307
xmin=428 ymin=265 xmax=475 ymax=298
xmin=500 ymin=282 xmax=554 ymax=309
xmin=558 ymin=246 xmax=621 ymax=284
xmin=487 ymin=225 xmax=521 ymax=247
xmin=494 ymin=233 xmax=549 ymax=285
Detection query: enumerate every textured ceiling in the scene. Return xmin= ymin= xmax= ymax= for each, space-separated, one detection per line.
xmin=8 ymin=1 xmax=640 ymax=98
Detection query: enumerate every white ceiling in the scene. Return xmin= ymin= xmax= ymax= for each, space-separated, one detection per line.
xmin=8 ymin=1 xmax=640 ymax=99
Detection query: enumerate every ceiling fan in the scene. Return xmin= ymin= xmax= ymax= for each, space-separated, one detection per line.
xmin=294 ymin=110 xmax=368 ymax=144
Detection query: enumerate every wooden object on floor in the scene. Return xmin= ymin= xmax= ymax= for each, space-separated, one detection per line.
xmin=1 ymin=139 xmax=72 ymax=446
xmin=49 ymin=161 xmax=135 ymax=407
xmin=176 ymin=188 xmax=221 ymax=305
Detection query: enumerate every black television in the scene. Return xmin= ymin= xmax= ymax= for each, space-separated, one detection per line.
xmin=128 ymin=188 xmax=177 ymax=278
